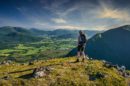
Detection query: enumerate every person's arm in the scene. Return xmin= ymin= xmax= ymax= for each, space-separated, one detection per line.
xmin=84 ymin=34 xmax=87 ymax=43
xmin=78 ymin=35 xmax=80 ymax=45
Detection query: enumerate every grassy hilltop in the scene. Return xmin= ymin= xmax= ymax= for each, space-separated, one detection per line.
xmin=0 ymin=57 xmax=129 ymax=86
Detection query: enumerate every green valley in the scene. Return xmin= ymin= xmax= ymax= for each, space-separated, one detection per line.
xmin=0 ymin=38 xmax=76 ymax=62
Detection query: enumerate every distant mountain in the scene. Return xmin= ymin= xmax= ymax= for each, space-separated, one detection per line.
xmin=0 ymin=26 xmax=99 ymax=42
xmin=0 ymin=26 xmax=42 ymax=43
xmin=0 ymin=26 xmax=43 ymax=49
xmin=67 ymin=25 xmax=130 ymax=69
xmin=50 ymin=29 xmax=100 ymax=39
xmin=30 ymin=28 xmax=100 ymax=39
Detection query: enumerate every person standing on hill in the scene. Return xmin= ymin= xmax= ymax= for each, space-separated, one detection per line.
xmin=76 ymin=30 xmax=87 ymax=62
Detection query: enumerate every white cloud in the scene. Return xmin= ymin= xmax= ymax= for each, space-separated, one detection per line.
xmin=53 ymin=25 xmax=85 ymax=30
xmin=56 ymin=6 xmax=78 ymax=17
xmin=97 ymin=1 xmax=130 ymax=22
xmin=51 ymin=18 xmax=67 ymax=24
xmin=42 ymin=0 xmax=78 ymax=19
xmin=34 ymin=22 xmax=48 ymax=26
xmin=75 ymin=0 xmax=130 ymax=31
xmin=34 ymin=21 xmax=85 ymax=30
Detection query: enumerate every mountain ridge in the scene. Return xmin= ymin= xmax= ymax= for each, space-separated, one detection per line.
xmin=67 ymin=25 xmax=130 ymax=69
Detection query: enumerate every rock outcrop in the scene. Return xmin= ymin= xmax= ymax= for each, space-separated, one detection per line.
xmin=103 ymin=61 xmax=130 ymax=78
xmin=32 ymin=66 xmax=51 ymax=78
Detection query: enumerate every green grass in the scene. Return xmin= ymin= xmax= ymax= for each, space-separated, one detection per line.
xmin=0 ymin=38 xmax=76 ymax=62
xmin=0 ymin=57 xmax=129 ymax=86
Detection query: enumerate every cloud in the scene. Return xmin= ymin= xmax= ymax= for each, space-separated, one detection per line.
xmin=34 ymin=21 xmax=86 ymax=30
xmin=53 ymin=25 xmax=85 ymax=30
xmin=56 ymin=6 xmax=78 ymax=17
xmin=34 ymin=22 xmax=49 ymax=26
xmin=78 ymin=0 xmax=130 ymax=30
xmin=42 ymin=0 xmax=78 ymax=18
xmin=1 ymin=0 xmax=130 ymax=31
xmin=33 ymin=21 xmax=107 ymax=30
xmin=17 ymin=7 xmax=43 ymax=22
xmin=97 ymin=1 xmax=130 ymax=22
xmin=15 ymin=0 xmax=108 ymax=30
xmin=51 ymin=18 xmax=67 ymax=24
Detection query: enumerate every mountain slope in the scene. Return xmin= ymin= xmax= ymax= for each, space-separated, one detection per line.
xmin=0 ymin=26 xmax=43 ymax=49
xmin=67 ymin=25 xmax=130 ymax=69
xmin=0 ymin=57 xmax=129 ymax=86
xmin=0 ymin=26 xmax=42 ymax=43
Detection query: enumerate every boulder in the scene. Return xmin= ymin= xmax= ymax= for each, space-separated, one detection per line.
xmin=103 ymin=61 xmax=115 ymax=68
xmin=103 ymin=62 xmax=130 ymax=78
xmin=32 ymin=66 xmax=51 ymax=78
xmin=0 ymin=60 xmax=13 ymax=65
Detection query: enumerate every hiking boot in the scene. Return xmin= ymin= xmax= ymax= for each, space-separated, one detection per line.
xmin=75 ymin=59 xmax=80 ymax=63
xmin=82 ymin=58 xmax=85 ymax=62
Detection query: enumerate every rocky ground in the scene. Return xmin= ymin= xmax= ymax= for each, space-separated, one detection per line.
xmin=0 ymin=57 xmax=129 ymax=86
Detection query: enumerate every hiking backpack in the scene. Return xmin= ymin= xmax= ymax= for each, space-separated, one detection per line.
xmin=80 ymin=34 xmax=87 ymax=44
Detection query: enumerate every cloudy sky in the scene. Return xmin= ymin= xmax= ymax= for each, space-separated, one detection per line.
xmin=0 ymin=0 xmax=130 ymax=30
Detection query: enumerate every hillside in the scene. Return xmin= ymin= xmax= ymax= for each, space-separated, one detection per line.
xmin=0 ymin=57 xmax=129 ymax=86
xmin=68 ymin=25 xmax=130 ymax=69
xmin=0 ymin=26 xmax=42 ymax=43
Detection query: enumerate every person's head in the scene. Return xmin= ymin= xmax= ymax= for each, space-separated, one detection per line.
xmin=79 ymin=30 xmax=84 ymax=35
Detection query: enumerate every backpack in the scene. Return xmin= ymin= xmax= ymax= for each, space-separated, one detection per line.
xmin=79 ymin=34 xmax=87 ymax=45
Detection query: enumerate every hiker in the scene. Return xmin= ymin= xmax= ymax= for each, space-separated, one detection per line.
xmin=76 ymin=30 xmax=87 ymax=62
